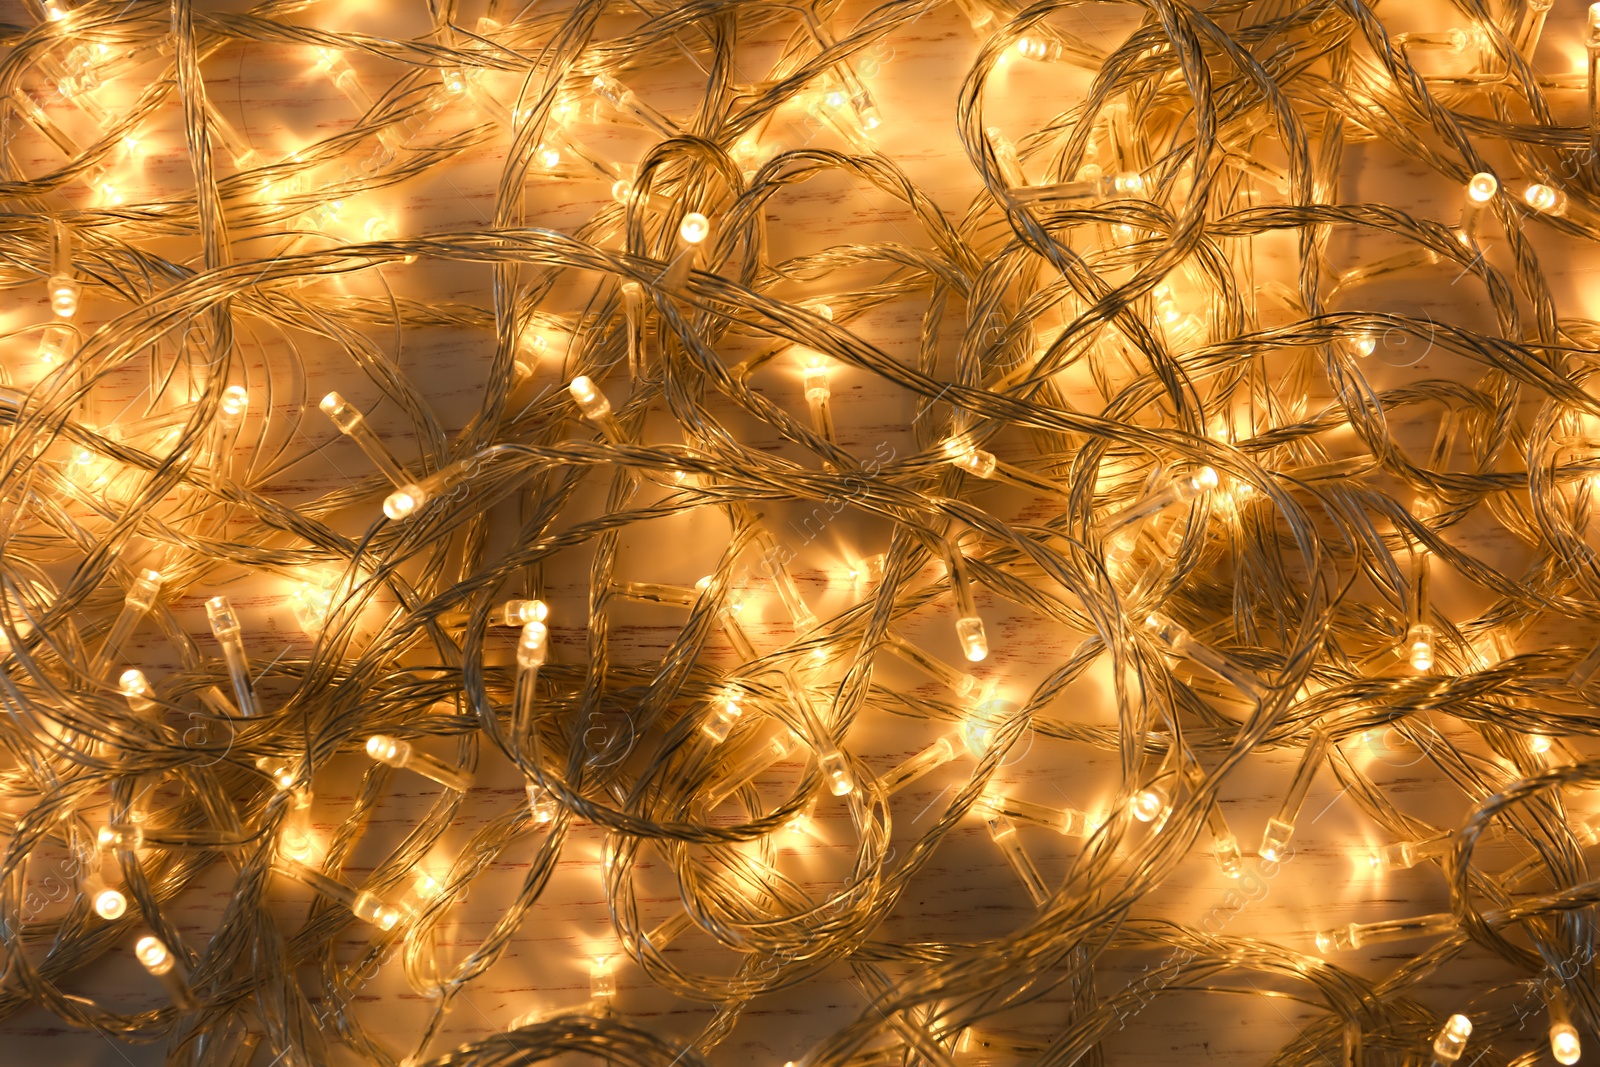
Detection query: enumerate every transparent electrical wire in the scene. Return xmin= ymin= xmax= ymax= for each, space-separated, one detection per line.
xmin=1 ymin=0 xmax=1599 ymax=1064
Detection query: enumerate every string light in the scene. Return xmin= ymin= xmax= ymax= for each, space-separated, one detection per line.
xmin=3 ymin=2 xmax=1597 ymax=1063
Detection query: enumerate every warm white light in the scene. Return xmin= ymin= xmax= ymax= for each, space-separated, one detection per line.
xmin=679 ymin=212 xmax=710 ymax=244
xmin=383 ymin=488 xmax=420 ymax=521
xmin=1552 ymin=1023 xmax=1581 ymax=1066
xmin=220 ymin=384 xmax=248 ymax=419
xmin=1433 ymin=1015 xmax=1472 ymax=1063
xmin=49 ymin=276 xmax=81 ymax=318
xmin=1525 ymin=183 xmax=1560 ymax=212
xmin=1132 ymin=786 xmax=1169 ymax=823
xmin=366 ymin=735 xmax=404 ymax=763
xmin=92 ymin=887 xmax=127 ymax=920
xmin=135 ymin=936 xmax=173 ymax=974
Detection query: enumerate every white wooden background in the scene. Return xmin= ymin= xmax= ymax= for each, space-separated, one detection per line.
xmin=2 ymin=0 xmax=1594 ymax=1063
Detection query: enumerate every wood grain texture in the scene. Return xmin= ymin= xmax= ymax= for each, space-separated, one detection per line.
xmin=2 ymin=0 xmax=1592 ymax=1063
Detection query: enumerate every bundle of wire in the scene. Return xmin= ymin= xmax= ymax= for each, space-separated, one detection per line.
xmin=6 ymin=0 xmax=1600 ymax=1063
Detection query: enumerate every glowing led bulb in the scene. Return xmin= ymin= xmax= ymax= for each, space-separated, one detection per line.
xmin=275 ymin=796 xmax=313 ymax=860
xmin=1541 ymin=978 xmax=1581 ymax=1064
xmin=518 ymin=620 xmax=549 ymax=670
xmin=569 ymin=376 xmax=611 ymax=420
xmin=955 ymin=616 xmax=988 ymax=662
xmin=87 ymin=879 xmax=127 ymax=920
xmin=1111 ymin=172 xmax=1145 ymax=195
xmin=1153 ymin=283 xmax=1183 ymax=325
xmin=679 ymin=212 xmax=710 ymax=244
xmin=362 ymin=216 xmax=396 ymax=242
xmin=499 ymin=599 xmax=549 ymax=626
xmin=590 ymin=956 xmax=617 ymax=999
xmin=1176 ymin=466 xmax=1219 ymax=500
xmin=610 ymin=178 xmax=634 ymax=203
xmin=803 ymin=354 xmax=830 ymax=403
xmin=703 ymin=686 xmax=743 ymax=743
xmin=1350 ymin=332 xmax=1376 ymax=357
xmin=290 ymin=581 xmax=335 ymax=635
xmin=533 ymin=143 xmax=561 ymax=170
xmin=256 ymin=755 xmax=298 ymax=792
xmin=513 ymin=618 xmax=550 ymax=741
xmin=850 ymin=553 xmax=886 ymax=592
xmin=1016 ymin=36 xmax=1062 ymax=61
xmin=280 ymin=856 xmax=408 ymax=931
xmin=1132 ymin=785 xmax=1170 ymax=824
xmin=526 ymin=782 xmax=558 ymax=824
xmin=1406 ymin=623 xmax=1436 ymax=671
xmin=49 ymin=275 xmax=81 ymax=318
xmin=1433 ymin=1015 xmax=1472 ymax=1064
xmin=1530 ymin=733 xmax=1553 ymax=754
xmin=1458 ymin=174 xmax=1497 ymax=242
xmin=1552 ymin=1023 xmax=1581 ymax=1065
xmin=383 ymin=489 xmax=418 ymax=520
xmin=38 ymin=323 xmax=73 ymax=364
xmin=1213 ymin=833 xmax=1243 ymax=877
xmin=1260 ymin=818 xmax=1293 ymax=862
xmin=135 ymin=932 xmax=196 ymax=1008
xmin=119 ymin=668 xmax=158 ymax=717
xmin=219 ymin=384 xmax=248 ymax=422
xmin=353 ymin=892 xmax=403 ymax=930
xmin=365 ymin=734 xmax=472 ymax=792
xmin=1524 ymin=183 xmax=1567 ymax=215
xmin=366 ymin=735 xmax=402 ymax=763
xmin=819 ymin=748 xmax=854 ymax=796
xmin=413 ymin=870 xmax=443 ymax=899
xmin=943 ymin=437 xmax=997 ymax=478
xmin=136 ymin=935 xmax=173 ymax=974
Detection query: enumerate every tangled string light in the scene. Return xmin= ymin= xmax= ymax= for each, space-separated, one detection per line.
xmin=10 ymin=0 xmax=1600 ymax=1062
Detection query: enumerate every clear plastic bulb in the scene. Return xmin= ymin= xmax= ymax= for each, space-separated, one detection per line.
xmin=1131 ymin=784 xmax=1171 ymax=826
xmin=1551 ymin=1023 xmax=1581 ymax=1066
xmin=880 ymin=733 xmax=960 ymax=795
xmin=135 ymin=935 xmax=198 ymax=1009
xmin=278 ymin=857 xmax=406 ymax=931
xmin=985 ymin=815 xmax=1049 ymax=906
xmin=83 ymin=872 xmax=127 ymax=919
xmin=1432 ymin=1014 xmax=1472 ymax=1064
xmin=319 ymin=391 xmax=414 ymax=488
xmin=365 ymin=734 xmax=472 ymax=792
xmin=702 ymin=686 xmax=743 ymax=743
xmin=1406 ymin=623 xmax=1437 ymax=672
xmin=38 ymin=322 xmax=74 ymax=364
xmin=526 ymin=782 xmax=558 ymax=824
xmin=1259 ymin=730 xmax=1329 ymax=862
xmin=206 ymin=595 xmax=260 ymax=717
xmin=1457 ymin=172 xmax=1497 ymax=242
xmin=499 ymin=599 xmax=550 ymax=626
xmin=118 ymin=668 xmax=158 ymax=718
xmin=90 ymin=569 xmax=163 ymax=678
xmin=1524 ymin=182 xmax=1568 ymax=215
